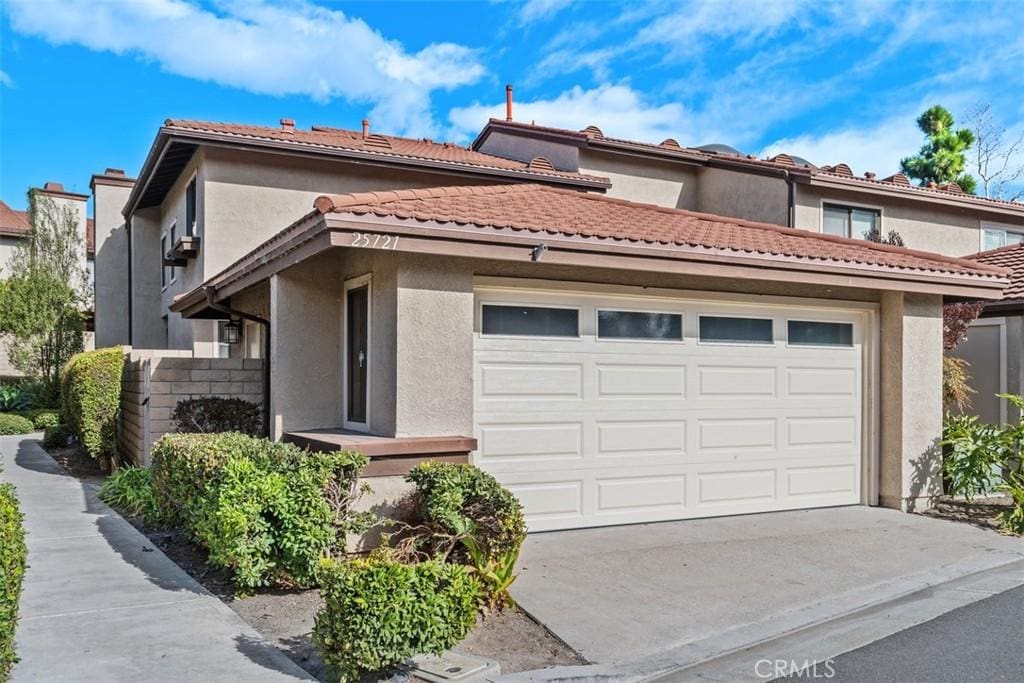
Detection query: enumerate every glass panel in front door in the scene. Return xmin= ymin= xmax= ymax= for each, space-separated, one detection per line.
xmin=346 ymin=285 xmax=369 ymax=424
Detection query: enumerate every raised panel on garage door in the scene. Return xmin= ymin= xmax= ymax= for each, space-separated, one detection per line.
xmin=473 ymin=288 xmax=866 ymax=531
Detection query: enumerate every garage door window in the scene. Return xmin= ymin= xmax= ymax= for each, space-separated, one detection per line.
xmin=699 ymin=316 xmax=773 ymax=344
xmin=481 ymin=305 xmax=579 ymax=337
xmin=597 ymin=310 xmax=682 ymax=341
xmin=788 ymin=320 xmax=853 ymax=347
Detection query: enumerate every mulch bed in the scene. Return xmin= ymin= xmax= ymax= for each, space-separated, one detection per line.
xmin=40 ymin=438 xmax=585 ymax=681
xmin=922 ymin=494 xmax=1016 ymax=533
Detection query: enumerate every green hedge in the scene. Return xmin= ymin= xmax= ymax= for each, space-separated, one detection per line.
xmin=314 ymin=554 xmax=481 ymax=682
xmin=151 ymin=433 xmax=369 ymax=588
xmin=172 ymin=397 xmax=262 ymax=436
xmin=42 ymin=424 xmax=73 ymax=449
xmin=14 ymin=410 xmax=60 ymax=430
xmin=1 ymin=479 xmax=27 ymax=679
xmin=99 ymin=468 xmax=159 ymax=525
xmin=60 ymin=347 xmax=124 ymax=460
xmin=0 ymin=414 xmax=34 ymax=436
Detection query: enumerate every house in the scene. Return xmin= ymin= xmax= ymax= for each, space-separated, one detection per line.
xmin=0 ymin=184 xmax=94 ymax=378
xmin=93 ymin=118 xmax=609 ymax=356
xmin=472 ymin=118 xmax=1024 ymax=257
xmin=166 ymin=183 xmax=1007 ymax=531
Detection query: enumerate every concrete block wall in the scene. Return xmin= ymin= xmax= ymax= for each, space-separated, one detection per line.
xmin=120 ymin=348 xmax=263 ymax=465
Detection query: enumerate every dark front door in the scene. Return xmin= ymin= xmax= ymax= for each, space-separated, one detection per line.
xmin=346 ymin=285 xmax=369 ymax=425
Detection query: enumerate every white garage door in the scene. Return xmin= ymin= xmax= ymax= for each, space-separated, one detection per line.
xmin=473 ymin=286 xmax=868 ymax=532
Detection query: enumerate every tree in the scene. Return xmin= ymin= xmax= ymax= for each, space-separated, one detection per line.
xmin=965 ymin=104 xmax=1024 ymax=202
xmin=941 ymin=301 xmax=987 ymax=412
xmin=0 ymin=191 xmax=88 ymax=404
xmin=900 ymin=105 xmax=977 ymax=195
xmin=863 ymin=226 xmax=905 ymax=247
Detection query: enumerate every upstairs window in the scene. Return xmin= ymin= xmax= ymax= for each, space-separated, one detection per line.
xmin=982 ymin=226 xmax=1024 ymax=252
xmin=823 ymin=204 xmax=881 ymax=240
xmin=186 ymin=177 xmax=198 ymax=236
xmin=160 ymin=233 xmax=168 ymax=288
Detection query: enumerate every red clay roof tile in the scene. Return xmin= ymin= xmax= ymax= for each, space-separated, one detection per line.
xmin=966 ymin=243 xmax=1024 ymax=299
xmin=0 ymin=200 xmax=30 ymax=236
xmin=315 ymin=184 xmax=1005 ymax=281
xmin=164 ymin=119 xmax=608 ymax=186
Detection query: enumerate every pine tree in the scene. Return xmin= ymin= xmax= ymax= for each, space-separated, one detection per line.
xmin=900 ymin=105 xmax=977 ymax=194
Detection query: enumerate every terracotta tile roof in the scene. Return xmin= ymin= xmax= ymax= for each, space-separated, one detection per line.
xmin=0 ymin=200 xmax=30 ymax=237
xmin=314 ymin=184 xmax=1005 ymax=281
xmin=966 ymin=243 xmax=1024 ymax=299
xmin=163 ymin=119 xmax=609 ymax=187
xmin=477 ymin=119 xmax=1024 ymax=211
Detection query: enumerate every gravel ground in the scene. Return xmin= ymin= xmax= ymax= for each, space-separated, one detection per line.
xmin=45 ymin=440 xmax=584 ymax=680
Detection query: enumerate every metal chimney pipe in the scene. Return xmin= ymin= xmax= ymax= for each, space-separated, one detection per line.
xmin=505 ymin=84 xmax=513 ymax=122
xmin=362 ymin=119 xmax=370 ymax=138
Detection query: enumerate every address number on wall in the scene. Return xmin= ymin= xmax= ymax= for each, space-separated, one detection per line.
xmin=350 ymin=232 xmax=400 ymax=250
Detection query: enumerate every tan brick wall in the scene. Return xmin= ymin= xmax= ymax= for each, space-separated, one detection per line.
xmin=120 ymin=348 xmax=263 ymax=465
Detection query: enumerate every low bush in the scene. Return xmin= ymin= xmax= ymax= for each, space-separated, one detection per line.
xmin=313 ymin=553 xmax=482 ymax=682
xmin=0 ymin=386 xmax=29 ymax=413
xmin=99 ymin=468 xmax=159 ymax=525
xmin=42 ymin=424 xmax=73 ymax=449
xmin=0 ymin=414 xmax=34 ymax=436
xmin=14 ymin=409 xmax=60 ymax=430
xmin=60 ymin=347 xmax=124 ymax=461
xmin=404 ymin=462 xmax=526 ymax=607
xmin=940 ymin=413 xmax=1009 ymax=501
xmin=151 ymin=433 xmax=369 ymax=588
xmin=172 ymin=397 xmax=262 ymax=436
xmin=1 ymin=478 xmax=27 ymax=678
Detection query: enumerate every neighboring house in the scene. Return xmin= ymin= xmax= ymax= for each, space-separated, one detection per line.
xmin=957 ymin=243 xmax=1024 ymax=425
xmin=0 ymin=184 xmax=94 ymax=378
xmin=97 ymin=118 xmax=609 ymax=357
xmin=167 ymin=183 xmax=1007 ymax=530
xmin=472 ymin=119 xmax=1024 ymax=258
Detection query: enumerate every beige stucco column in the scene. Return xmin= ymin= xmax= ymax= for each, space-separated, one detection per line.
xmin=393 ymin=254 xmax=475 ymax=437
xmin=268 ymin=269 xmax=343 ymax=439
xmin=879 ymin=291 xmax=944 ymax=511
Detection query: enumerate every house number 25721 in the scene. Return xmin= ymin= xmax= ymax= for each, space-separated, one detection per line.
xmin=351 ymin=232 xmax=400 ymax=250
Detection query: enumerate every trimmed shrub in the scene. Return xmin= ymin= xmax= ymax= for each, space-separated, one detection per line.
xmin=42 ymin=424 xmax=73 ymax=449
xmin=151 ymin=433 xmax=369 ymax=588
xmin=405 ymin=462 xmax=526 ymax=607
xmin=314 ymin=554 xmax=482 ymax=682
xmin=172 ymin=397 xmax=262 ymax=436
xmin=60 ymin=347 xmax=124 ymax=461
xmin=0 ymin=414 xmax=34 ymax=436
xmin=14 ymin=409 xmax=60 ymax=430
xmin=0 ymin=386 xmax=29 ymax=413
xmin=1 ymin=479 xmax=27 ymax=678
xmin=99 ymin=468 xmax=159 ymax=525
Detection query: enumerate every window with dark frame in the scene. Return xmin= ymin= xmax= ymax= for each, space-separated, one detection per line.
xmin=168 ymin=222 xmax=177 ymax=283
xmin=186 ymin=177 xmax=197 ymax=236
xmin=160 ymin=234 xmax=167 ymax=287
xmin=823 ymin=203 xmax=880 ymax=240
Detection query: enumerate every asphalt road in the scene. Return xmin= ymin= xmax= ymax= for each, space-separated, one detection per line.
xmin=822 ymin=584 xmax=1024 ymax=682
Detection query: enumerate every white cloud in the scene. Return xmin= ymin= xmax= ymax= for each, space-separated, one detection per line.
xmin=0 ymin=70 xmax=13 ymax=88
xmin=518 ymin=0 xmax=574 ymax=24
xmin=760 ymin=115 xmax=921 ymax=178
xmin=448 ymin=83 xmax=689 ymax=143
xmin=4 ymin=0 xmax=486 ymax=136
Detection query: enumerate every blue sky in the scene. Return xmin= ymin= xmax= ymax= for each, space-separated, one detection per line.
xmin=2 ymin=0 xmax=1023 ymax=210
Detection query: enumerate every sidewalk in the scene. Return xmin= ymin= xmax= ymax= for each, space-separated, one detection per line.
xmin=0 ymin=434 xmax=313 ymax=682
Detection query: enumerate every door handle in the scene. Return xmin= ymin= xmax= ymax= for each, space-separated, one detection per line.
xmin=358 ymin=350 xmax=366 ymax=368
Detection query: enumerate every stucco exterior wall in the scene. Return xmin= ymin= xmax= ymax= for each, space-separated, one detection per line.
xmin=697 ymin=166 xmax=789 ymax=225
xmin=879 ymin=291 xmax=944 ymax=511
xmin=477 ymin=130 xmax=580 ymax=171
xmin=793 ymin=185 xmax=1024 ymax=257
xmin=93 ymin=182 xmax=134 ymax=348
xmin=579 ymin=149 xmax=699 ymax=209
xmin=0 ymin=235 xmax=21 ymax=278
xmin=129 ymin=209 xmax=166 ymax=349
xmin=393 ymin=253 xmax=474 ymax=437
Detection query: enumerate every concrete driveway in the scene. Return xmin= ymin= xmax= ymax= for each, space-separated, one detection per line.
xmin=511 ymin=506 xmax=1024 ymax=668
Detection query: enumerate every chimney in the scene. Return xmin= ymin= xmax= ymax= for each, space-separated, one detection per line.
xmin=279 ymin=118 xmax=295 ymax=133
xmin=43 ymin=181 xmax=65 ymax=193
xmin=362 ymin=119 xmax=370 ymax=139
xmin=506 ymin=84 xmax=513 ymax=122
xmin=104 ymin=168 xmax=126 ymax=177
xmin=864 ymin=171 xmax=876 ymax=180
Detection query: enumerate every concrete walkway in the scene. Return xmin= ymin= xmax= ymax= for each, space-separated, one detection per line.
xmin=509 ymin=506 xmax=1024 ymax=675
xmin=1 ymin=435 xmax=313 ymax=682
